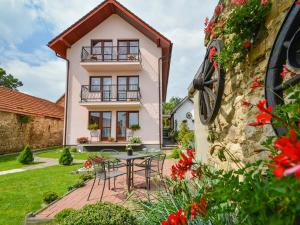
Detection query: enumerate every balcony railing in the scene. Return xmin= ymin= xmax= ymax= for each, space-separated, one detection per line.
xmin=81 ymin=46 xmax=141 ymax=62
xmin=80 ymin=84 xmax=141 ymax=102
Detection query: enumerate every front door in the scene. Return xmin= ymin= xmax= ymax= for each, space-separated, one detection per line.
xmin=117 ymin=112 xmax=127 ymax=141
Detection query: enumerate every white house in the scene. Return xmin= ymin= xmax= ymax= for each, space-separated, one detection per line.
xmin=48 ymin=0 xmax=172 ymax=150
xmin=170 ymin=97 xmax=194 ymax=132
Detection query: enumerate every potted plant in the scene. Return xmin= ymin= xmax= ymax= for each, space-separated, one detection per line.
xmin=108 ymin=137 xmax=115 ymax=142
xmin=129 ymin=136 xmax=142 ymax=144
xmin=130 ymin=124 xmax=140 ymax=137
xmin=126 ymin=144 xmax=133 ymax=156
xmin=88 ymin=123 xmax=100 ymax=142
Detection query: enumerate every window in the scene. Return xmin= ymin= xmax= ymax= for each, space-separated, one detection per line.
xmin=118 ymin=40 xmax=139 ymax=60
xmin=116 ymin=111 xmax=139 ymax=141
xmin=88 ymin=112 xmax=112 ymax=140
xmin=91 ymin=40 xmax=113 ymax=60
xmin=128 ymin=112 xmax=139 ymax=127
xmin=117 ymin=76 xmax=139 ymax=101
xmin=89 ymin=77 xmax=112 ymax=101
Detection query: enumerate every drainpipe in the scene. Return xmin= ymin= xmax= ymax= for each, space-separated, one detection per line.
xmin=56 ymin=53 xmax=70 ymax=147
xmin=158 ymin=57 xmax=163 ymax=149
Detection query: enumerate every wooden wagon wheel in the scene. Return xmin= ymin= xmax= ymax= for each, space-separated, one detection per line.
xmin=193 ymin=39 xmax=225 ymax=125
xmin=265 ymin=1 xmax=300 ymax=136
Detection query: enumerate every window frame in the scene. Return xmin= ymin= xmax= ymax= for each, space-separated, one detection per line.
xmin=91 ymin=39 xmax=113 ymax=60
xmin=117 ymin=76 xmax=139 ymax=101
xmin=117 ymin=40 xmax=139 ymax=60
xmin=88 ymin=111 xmax=112 ymax=140
xmin=89 ymin=76 xmax=112 ymax=95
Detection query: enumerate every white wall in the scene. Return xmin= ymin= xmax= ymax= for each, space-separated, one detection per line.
xmin=173 ymin=100 xmax=194 ymax=131
xmin=65 ymin=14 xmax=162 ymax=145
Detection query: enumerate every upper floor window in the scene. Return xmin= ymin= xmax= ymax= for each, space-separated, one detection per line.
xmin=91 ymin=40 xmax=113 ymax=61
xmin=118 ymin=40 xmax=139 ymax=60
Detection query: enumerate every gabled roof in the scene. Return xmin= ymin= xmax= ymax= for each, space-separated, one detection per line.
xmin=0 ymin=87 xmax=64 ymax=119
xmin=171 ymin=96 xmax=193 ymax=115
xmin=48 ymin=0 xmax=172 ymax=101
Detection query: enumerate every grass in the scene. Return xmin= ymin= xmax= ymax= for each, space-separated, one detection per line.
xmin=0 ymin=164 xmax=81 ymax=225
xmin=35 ymin=148 xmax=91 ymax=160
xmin=0 ymin=154 xmax=41 ymax=172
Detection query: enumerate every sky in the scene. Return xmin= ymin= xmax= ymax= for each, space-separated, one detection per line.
xmin=0 ymin=0 xmax=218 ymax=102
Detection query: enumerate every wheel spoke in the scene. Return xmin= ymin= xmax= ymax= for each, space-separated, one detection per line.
xmin=203 ymin=91 xmax=212 ymax=117
xmin=200 ymin=91 xmax=206 ymax=117
xmin=204 ymin=78 xmax=218 ymax=85
xmin=204 ymin=87 xmax=217 ymax=101
xmin=274 ymin=75 xmax=300 ymax=91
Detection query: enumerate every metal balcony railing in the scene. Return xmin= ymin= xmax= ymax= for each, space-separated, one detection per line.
xmin=80 ymin=84 xmax=141 ymax=102
xmin=81 ymin=46 xmax=141 ymax=62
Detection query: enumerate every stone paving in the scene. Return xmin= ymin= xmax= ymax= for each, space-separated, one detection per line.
xmin=0 ymin=157 xmax=84 ymax=176
xmin=34 ymin=159 xmax=175 ymax=219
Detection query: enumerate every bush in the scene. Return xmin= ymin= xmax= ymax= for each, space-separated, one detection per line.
xmin=43 ymin=191 xmax=59 ymax=204
xmin=170 ymin=147 xmax=181 ymax=159
xmin=67 ymin=180 xmax=85 ymax=191
xmin=69 ymin=147 xmax=77 ymax=153
xmin=55 ymin=208 xmax=76 ymax=224
xmin=79 ymin=173 xmax=93 ymax=182
xmin=182 ymin=132 xmax=194 ymax=148
xmin=77 ymin=137 xmax=89 ymax=144
xmin=58 ymin=202 xmax=138 ymax=225
xmin=17 ymin=145 xmax=34 ymax=164
xmin=59 ymin=148 xmax=73 ymax=166
xmin=177 ymin=121 xmax=190 ymax=142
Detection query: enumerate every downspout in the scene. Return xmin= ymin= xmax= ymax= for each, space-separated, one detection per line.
xmin=158 ymin=57 xmax=162 ymax=149
xmin=56 ymin=53 xmax=70 ymax=147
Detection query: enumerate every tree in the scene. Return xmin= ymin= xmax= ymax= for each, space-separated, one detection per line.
xmin=0 ymin=67 xmax=23 ymax=90
xmin=162 ymin=96 xmax=182 ymax=114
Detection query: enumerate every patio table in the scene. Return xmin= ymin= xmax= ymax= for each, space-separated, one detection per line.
xmin=112 ymin=154 xmax=147 ymax=192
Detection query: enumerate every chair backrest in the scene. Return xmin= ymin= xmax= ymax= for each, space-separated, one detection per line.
xmin=148 ymin=153 xmax=166 ymax=174
xmin=90 ymin=157 xmax=107 ymax=177
xmin=100 ymin=149 xmax=120 ymax=154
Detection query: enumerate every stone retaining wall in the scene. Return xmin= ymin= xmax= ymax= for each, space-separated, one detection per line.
xmin=0 ymin=111 xmax=63 ymax=154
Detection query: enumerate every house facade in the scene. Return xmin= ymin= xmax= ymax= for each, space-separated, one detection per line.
xmin=170 ymin=97 xmax=194 ymax=132
xmin=48 ymin=0 xmax=172 ymax=149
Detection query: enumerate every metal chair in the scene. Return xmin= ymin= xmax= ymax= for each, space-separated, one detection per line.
xmin=100 ymin=149 xmax=126 ymax=169
xmin=87 ymin=157 xmax=126 ymax=201
xmin=134 ymin=153 xmax=166 ymax=190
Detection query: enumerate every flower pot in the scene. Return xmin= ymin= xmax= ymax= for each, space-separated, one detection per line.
xmin=127 ymin=149 xmax=133 ymax=156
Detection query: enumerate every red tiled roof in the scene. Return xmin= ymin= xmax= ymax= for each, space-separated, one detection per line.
xmin=0 ymin=86 xmax=64 ymax=120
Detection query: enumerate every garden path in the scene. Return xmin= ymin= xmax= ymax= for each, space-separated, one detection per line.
xmin=0 ymin=157 xmax=84 ymax=176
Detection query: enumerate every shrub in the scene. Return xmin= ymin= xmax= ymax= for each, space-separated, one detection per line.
xmin=79 ymin=173 xmax=93 ymax=182
xmin=17 ymin=145 xmax=34 ymax=164
xmin=129 ymin=136 xmax=142 ymax=144
xmin=170 ymin=147 xmax=181 ymax=159
xmin=77 ymin=137 xmax=89 ymax=144
xmin=43 ymin=191 xmax=59 ymax=204
xmin=67 ymin=180 xmax=85 ymax=191
xmin=69 ymin=147 xmax=77 ymax=153
xmin=59 ymin=148 xmax=73 ymax=166
xmin=58 ymin=202 xmax=138 ymax=225
xmin=130 ymin=124 xmax=140 ymax=131
xmin=177 ymin=121 xmax=190 ymax=142
xmin=55 ymin=208 xmax=76 ymax=224
xmin=182 ymin=132 xmax=194 ymax=148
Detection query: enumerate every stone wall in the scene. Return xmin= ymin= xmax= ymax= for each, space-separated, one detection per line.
xmin=194 ymin=0 xmax=294 ymax=169
xmin=0 ymin=111 xmax=63 ymax=154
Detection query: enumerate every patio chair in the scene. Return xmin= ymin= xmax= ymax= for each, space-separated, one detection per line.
xmin=133 ymin=153 xmax=166 ymax=190
xmin=87 ymin=157 xmax=126 ymax=201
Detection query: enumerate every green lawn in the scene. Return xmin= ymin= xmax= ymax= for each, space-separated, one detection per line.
xmin=0 ymin=154 xmax=41 ymax=172
xmin=0 ymin=164 xmax=81 ymax=225
xmin=35 ymin=148 xmax=91 ymax=160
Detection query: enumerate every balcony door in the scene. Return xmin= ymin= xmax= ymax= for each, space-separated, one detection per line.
xmin=90 ymin=77 xmax=112 ymax=101
xmin=117 ymin=112 xmax=127 ymax=141
xmin=117 ymin=76 xmax=139 ymax=101
xmin=118 ymin=40 xmax=139 ymax=61
xmin=91 ymin=40 xmax=113 ymax=61
xmin=89 ymin=112 xmax=112 ymax=141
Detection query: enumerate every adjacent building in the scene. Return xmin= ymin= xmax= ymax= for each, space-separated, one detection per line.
xmin=48 ymin=0 xmax=172 ymax=149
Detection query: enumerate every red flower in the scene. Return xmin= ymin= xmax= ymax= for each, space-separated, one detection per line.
xmin=219 ymin=20 xmax=223 ymax=28
xmin=242 ymin=100 xmax=250 ymax=108
xmin=84 ymin=160 xmax=92 ymax=169
xmin=296 ymin=1 xmax=300 ymax=5
xmin=208 ymin=47 xmax=217 ymax=61
xmin=261 ymin=0 xmax=268 ymax=5
xmin=243 ymin=39 xmax=251 ymax=49
xmin=205 ymin=19 xmax=214 ymax=34
xmin=268 ymin=129 xmax=300 ymax=178
xmin=162 ymin=208 xmax=187 ymax=225
xmin=213 ymin=60 xmax=219 ymax=70
xmin=280 ymin=65 xmax=290 ymax=78
xmin=214 ymin=3 xmax=224 ymax=17
xmin=250 ymin=77 xmax=263 ymax=90
xmin=171 ymin=150 xmax=195 ymax=180
xmin=248 ymin=100 xmax=273 ymax=126
xmin=231 ymin=0 xmax=247 ymax=5
xmin=190 ymin=198 xmax=208 ymax=219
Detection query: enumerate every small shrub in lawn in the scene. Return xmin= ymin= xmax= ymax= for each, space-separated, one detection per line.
xmin=67 ymin=180 xmax=85 ymax=191
xmin=58 ymin=202 xmax=138 ymax=225
xmin=54 ymin=208 xmax=76 ymax=224
xmin=59 ymin=148 xmax=73 ymax=166
xmin=17 ymin=145 xmax=34 ymax=164
xmin=69 ymin=147 xmax=77 ymax=153
xmin=43 ymin=191 xmax=59 ymax=204
xmin=79 ymin=173 xmax=93 ymax=182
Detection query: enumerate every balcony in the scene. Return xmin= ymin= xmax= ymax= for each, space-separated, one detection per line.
xmin=80 ymin=46 xmax=142 ymax=72
xmin=80 ymin=84 xmax=141 ymax=109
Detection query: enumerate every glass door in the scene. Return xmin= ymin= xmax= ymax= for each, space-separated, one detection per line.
xmin=102 ymin=112 xmax=112 ymax=140
xmin=117 ymin=112 xmax=127 ymax=141
xmin=102 ymin=77 xmax=112 ymax=101
xmin=117 ymin=77 xmax=127 ymax=101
